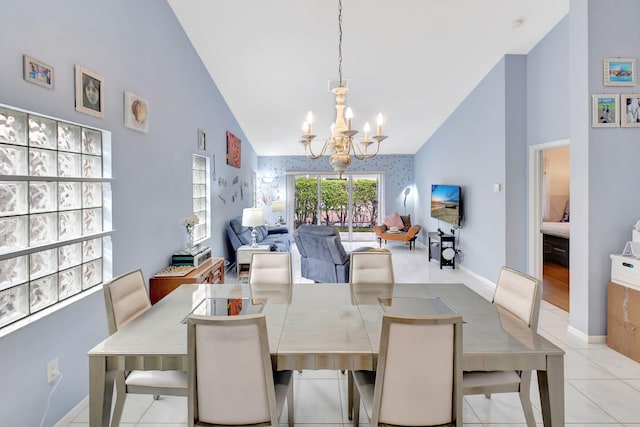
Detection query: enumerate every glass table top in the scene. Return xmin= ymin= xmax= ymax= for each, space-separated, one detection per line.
xmin=379 ymin=296 xmax=458 ymax=316
xmin=181 ymin=297 xmax=264 ymax=323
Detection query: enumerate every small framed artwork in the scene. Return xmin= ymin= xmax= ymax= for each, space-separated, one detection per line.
xmin=621 ymin=94 xmax=640 ymax=127
xmin=592 ymin=94 xmax=619 ymax=127
xmin=123 ymin=91 xmax=149 ymax=133
xmin=226 ymin=131 xmax=241 ymax=168
xmin=604 ymin=58 xmax=636 ymax=86
xmin=198 ymin=129 xmax=206 ymax=150
xmin=23 ymin=55 xmax=54 ymax=89
xmin=75 ymin=65 xmax=104 ymax=118
xmin=211 ymin=154 xmax=216 ymax=179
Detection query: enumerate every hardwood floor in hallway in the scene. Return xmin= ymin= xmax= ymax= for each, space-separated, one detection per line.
xmin=543 ymin=261 xmax=569 ymax=312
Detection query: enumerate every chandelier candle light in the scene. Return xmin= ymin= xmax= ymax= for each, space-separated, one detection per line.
xmin=299 ymin=0 xmax=387 ymax=178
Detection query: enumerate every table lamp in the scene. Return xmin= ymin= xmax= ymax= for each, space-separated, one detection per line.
xmin=271 ymin=200 xmax=285 ymax=225
xmin=242 ymin=207 xmax=265 ymax=247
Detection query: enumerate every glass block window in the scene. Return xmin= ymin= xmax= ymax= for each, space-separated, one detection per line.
xmin=0 ymin=105 xmax=112 ymax=331
xmin=192 ymin=154 xmax=210 ymax=243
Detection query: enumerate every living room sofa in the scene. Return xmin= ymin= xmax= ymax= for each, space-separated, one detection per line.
xmin=226 ymin=216 xmax=291 ymax=263
xmin=374 ymin=213 xmax=421 ymax=251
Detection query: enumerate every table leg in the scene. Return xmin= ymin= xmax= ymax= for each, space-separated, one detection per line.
xmin=89 ymin=356 xmax=114 ymax=427
xmin=347 ymin=370 xmax=353 ymax=420
xmin=537 ymin=354 xmax=564 ymax=427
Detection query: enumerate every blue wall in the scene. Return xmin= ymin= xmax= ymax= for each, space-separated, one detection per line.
xmin=413 ymin=57 xmax=512 ymax=281
xmin=569 ymin=0 xmax=640 ymax=335
xmin=527 ymin=17 xmax=570 ymax=145
xmin=0 ymin=1 xmax=256 ymax=425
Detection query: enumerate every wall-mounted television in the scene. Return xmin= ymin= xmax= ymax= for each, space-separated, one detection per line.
xmin=431 ymin=184 xmax=463 ymax=227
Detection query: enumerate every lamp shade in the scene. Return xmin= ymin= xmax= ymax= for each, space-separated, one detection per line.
xmin=242 ymin=207 xmax=265 ymax=227
xmin=271 ymin=200 xmax=285 ymax=213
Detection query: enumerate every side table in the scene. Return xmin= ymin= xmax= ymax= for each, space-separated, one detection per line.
xmin=149 ymin=257 xmax=225 ymax=304
xmin=236 ymin=244 xmax=271 ymax=279
xmin=428 ymin=232 xmax=456 ymax=269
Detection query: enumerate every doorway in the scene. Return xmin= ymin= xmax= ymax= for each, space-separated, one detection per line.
xmin=290 ymin=172 xmax=382 ymax=242
xmin=529 ymin=141 xmax=570 ymax=312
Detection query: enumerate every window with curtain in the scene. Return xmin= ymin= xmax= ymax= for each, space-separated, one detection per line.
xmin=0 ymin=104 xmax=113 ymax=332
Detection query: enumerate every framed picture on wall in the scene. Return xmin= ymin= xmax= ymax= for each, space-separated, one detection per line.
xmin=226 ymin=131 xmax=241 ymax=168
xmin=621 ymin=94 xmax=640 ymax=127
xmin=124 ymin=91 xmax=149 ymax=133
xmin=23 ymin=55 xmax=54 ymax=89
xmin=604 ymin=58 xmax=636 ymax=86
xmin=198 ymin=128 xmax=206 ymax=150
xmin=75 ymin=65 xmax=104 ymax=118
xmin=592 ymin=94 xmax=620 ymax=127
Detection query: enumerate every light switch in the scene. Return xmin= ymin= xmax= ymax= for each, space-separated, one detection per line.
xmin=493 ymin=183 xmax=501 ymax=192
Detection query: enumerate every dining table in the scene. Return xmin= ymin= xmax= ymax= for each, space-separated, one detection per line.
xmin=88 ymin=282 xmax=564 ymax=426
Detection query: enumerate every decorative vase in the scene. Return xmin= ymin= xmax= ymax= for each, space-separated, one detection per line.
xmin=185 ymin=224 xmax=195 ymax=253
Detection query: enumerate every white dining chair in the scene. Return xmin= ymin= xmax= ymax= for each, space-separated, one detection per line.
xmin=352 ymin=313 xmax=463 ymax=427
xmin=248 ymin=252 xmax=292 ymax=303
xmin=349 ymin=249 xmax=394 ymax=285
xmin=103 ymin=269 xmax=187 ymax=427
xmin=463 ymin=266 xmax=542 ymax=427
xmin=186 ymin=313 xmax=294 ymax=427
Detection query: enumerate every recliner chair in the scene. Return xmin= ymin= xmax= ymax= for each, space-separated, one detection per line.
xmin=293 ymin=224 xmax=369 ymax=283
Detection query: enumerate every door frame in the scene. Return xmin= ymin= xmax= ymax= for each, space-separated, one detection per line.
xmin=528 ymin=139 xmax=570 ymax=280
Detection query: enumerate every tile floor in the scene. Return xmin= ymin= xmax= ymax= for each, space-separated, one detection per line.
xmin=65 ymin=241 xmax=640 ymax=426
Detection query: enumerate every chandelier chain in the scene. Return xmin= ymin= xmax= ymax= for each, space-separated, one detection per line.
xmin=299 ymin=0 xmax=387 ymax=178
xmin=338 ymin=0 xmax=343 ymax=87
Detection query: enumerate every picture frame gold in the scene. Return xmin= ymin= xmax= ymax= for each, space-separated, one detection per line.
xmin=23 ymin=55 xmax=54 ymax=89
xmin=75 ymin=65 xmax=104 ymax=118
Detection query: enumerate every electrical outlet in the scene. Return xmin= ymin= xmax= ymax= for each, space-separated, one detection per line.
xmin=46 ymin=358 xmax=59 ymax=384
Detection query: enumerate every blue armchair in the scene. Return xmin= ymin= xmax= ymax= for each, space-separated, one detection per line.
xmin=293 ymin=224 xmax=370 ymax=283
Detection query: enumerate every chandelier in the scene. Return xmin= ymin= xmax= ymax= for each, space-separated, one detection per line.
xmin=299 ymin=0 xmax=387 ymax=178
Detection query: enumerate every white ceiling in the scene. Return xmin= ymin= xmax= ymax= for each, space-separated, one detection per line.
xmin=168 ymin=0 xmax=569 ymax=156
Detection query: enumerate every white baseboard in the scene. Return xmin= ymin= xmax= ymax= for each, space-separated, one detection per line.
xmin=458 ymin=264 xmax=496 ymax=289
xmin=567 ymin=325 xmax=607 ymax=344
xmin=53 ymin=396 xmax=88 ymax=427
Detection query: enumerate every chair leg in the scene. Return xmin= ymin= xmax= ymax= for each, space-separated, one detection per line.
xmin=111 ymin=371 xmax=127 ymax=427
xmin=518 ymin=371 xmax=537 ymax=427
xmin=352 ymin=377 xmax=360 ymax=427
xmin=287 ymin=378 xmax=294 ymax=427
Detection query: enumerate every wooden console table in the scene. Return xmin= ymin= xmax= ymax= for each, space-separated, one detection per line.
xmin=149 ymin=257 xmax=224 ymax=304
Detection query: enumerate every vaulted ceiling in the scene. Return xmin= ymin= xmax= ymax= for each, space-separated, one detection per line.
xmin=168 ymin=0 xmax=569 ymax=156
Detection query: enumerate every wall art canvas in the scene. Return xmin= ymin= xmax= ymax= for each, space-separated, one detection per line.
xmin=604 ymin=58 xmax=636 ymax=86
xmin=75 ymin=65 xmax=104 ymax=118
xmin=23 ymin=55 xmax=54 ymax=89
xmin=592 ymin=94 xmax=619 ymax=128
xmin=226 ymin=131 xmax=241 ymax=168
xmin=123 ymin=91 xmax=149 ymax=133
